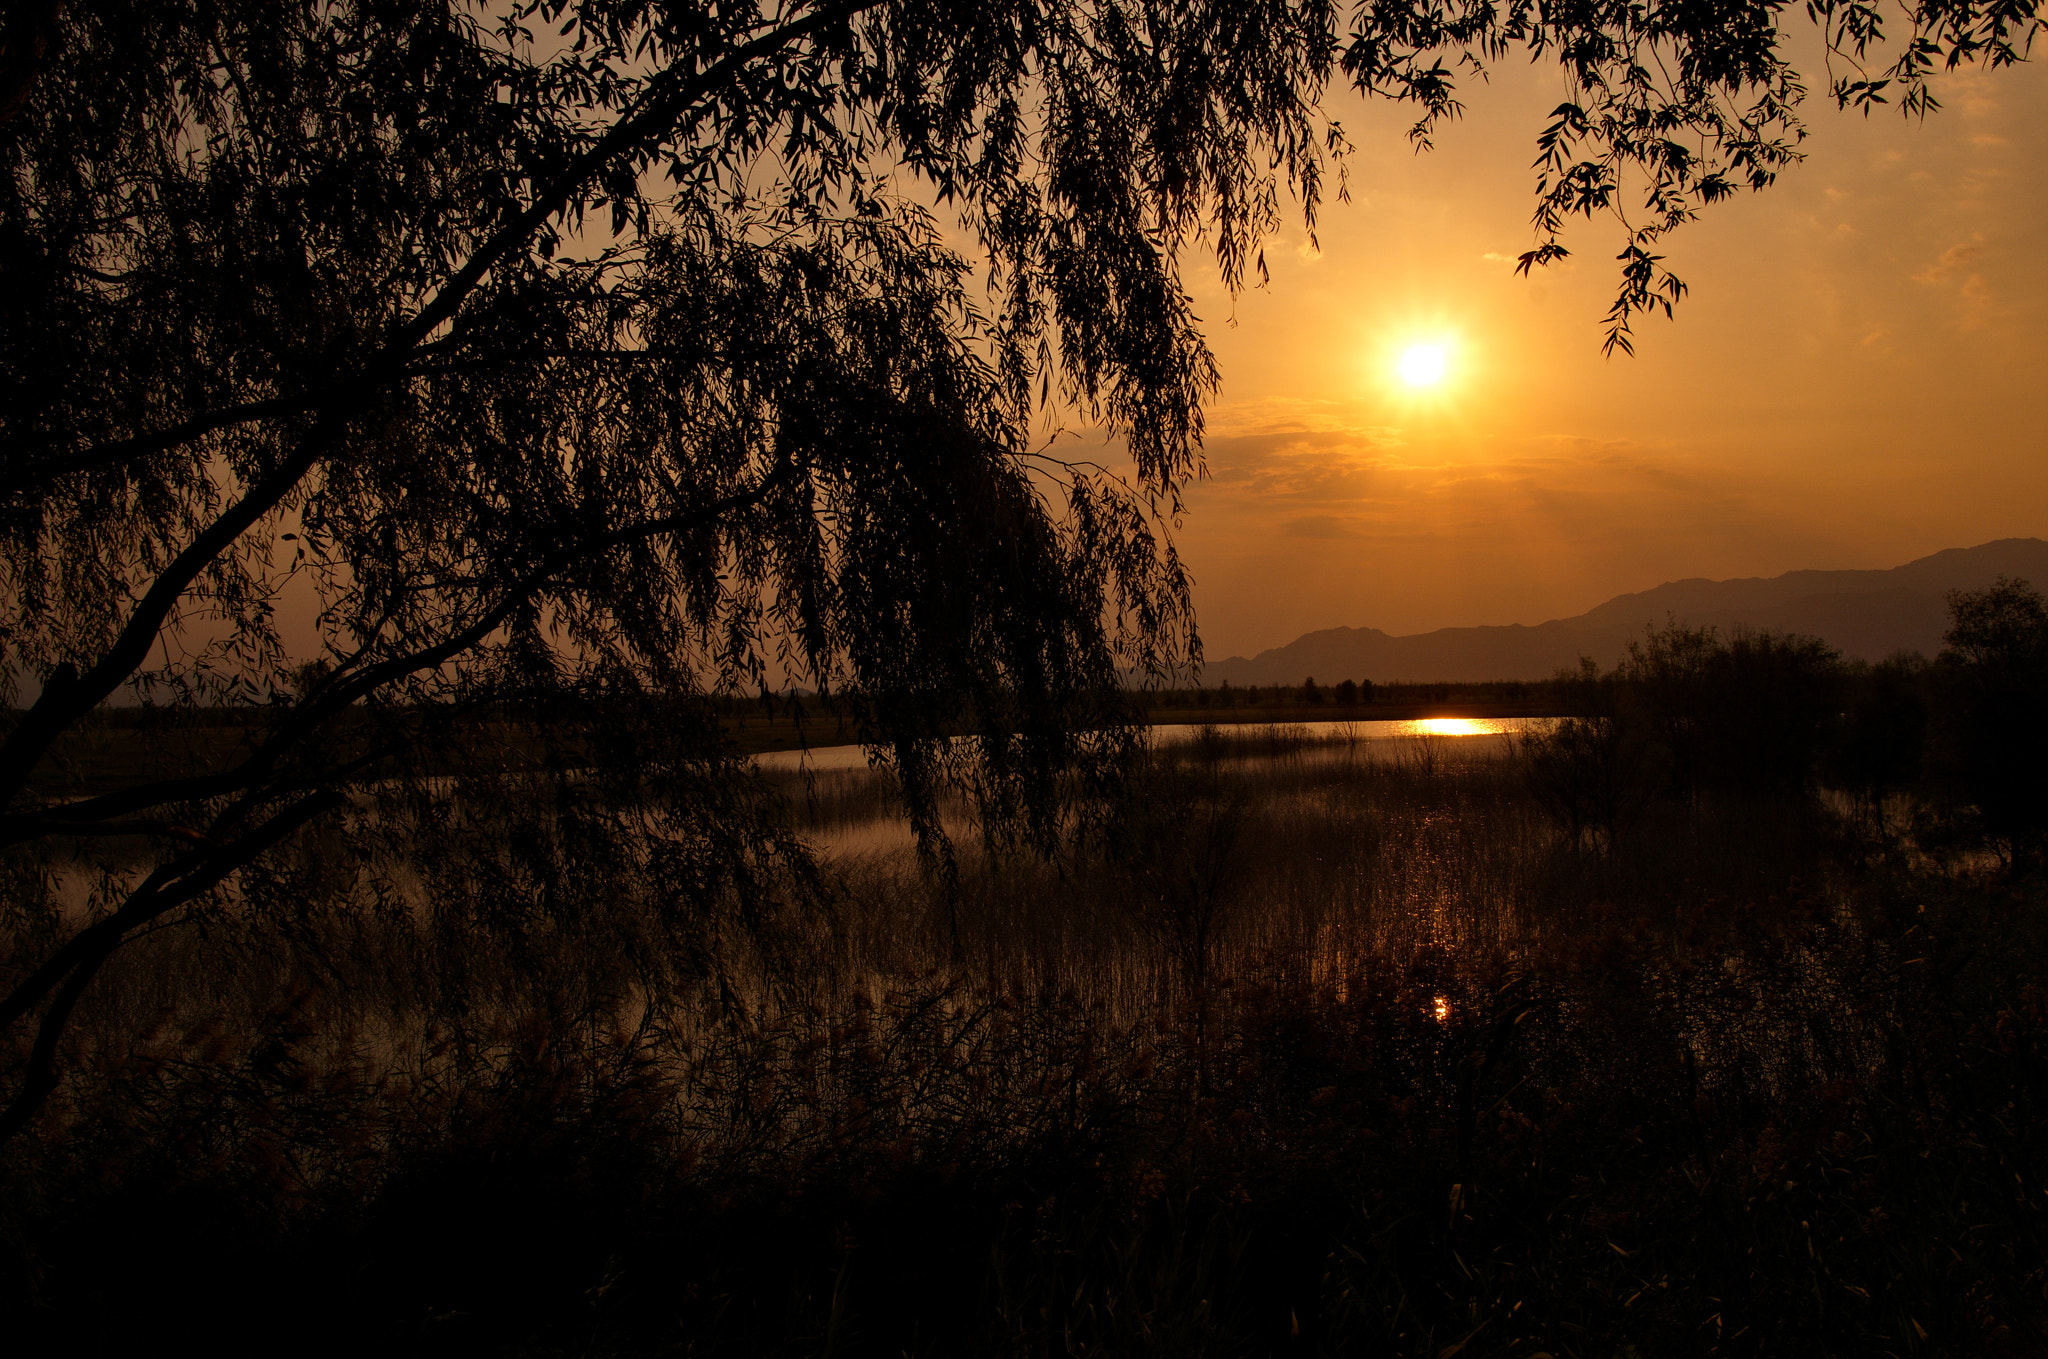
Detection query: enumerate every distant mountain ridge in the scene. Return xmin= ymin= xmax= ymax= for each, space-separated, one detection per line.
xmin=1200 ymin=538 xmax=2048 ymax=686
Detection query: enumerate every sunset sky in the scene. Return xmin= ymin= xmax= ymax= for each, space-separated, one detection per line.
xmin=1164 ymin=48 xmax=2048 ymax=662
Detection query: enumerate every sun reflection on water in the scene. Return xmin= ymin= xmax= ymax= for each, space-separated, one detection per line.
xmin=1411 ymin=718 xmax=1496 ymax=737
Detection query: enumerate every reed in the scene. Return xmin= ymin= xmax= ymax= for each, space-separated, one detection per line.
xmin=3 ymin=725 xmax=2043 ymax=1356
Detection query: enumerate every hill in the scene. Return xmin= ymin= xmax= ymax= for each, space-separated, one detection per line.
xmin=1200 ymin=538 xmax=2048 ymax=685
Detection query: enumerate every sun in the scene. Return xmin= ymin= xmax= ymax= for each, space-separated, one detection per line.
xmin=1395 ymin=341 xmax=1451 ymax=388
xmin=1363 ymin=323 xmax=1471 ymax=406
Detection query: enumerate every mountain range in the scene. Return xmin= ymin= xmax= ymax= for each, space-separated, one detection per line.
xmin=1200 ymin=538 xmax=2048 ymax=686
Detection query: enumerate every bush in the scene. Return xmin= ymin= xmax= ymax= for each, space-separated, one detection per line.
xmin=1825 ymin=652 xmax=1931 ymax=843
xmin=1928 ymin=577 xmax=2048 ymax=868
xmin=1615 ymin=623 xmax=1843 ymax=804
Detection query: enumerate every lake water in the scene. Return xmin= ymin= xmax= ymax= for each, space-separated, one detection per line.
xmin=754 ymin=715 xmax=1551 ymax=772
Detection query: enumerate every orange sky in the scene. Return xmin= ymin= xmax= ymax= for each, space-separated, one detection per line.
xmin=1167 ymin=51 xmax=2048 ymax=660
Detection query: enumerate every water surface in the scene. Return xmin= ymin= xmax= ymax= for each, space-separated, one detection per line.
xmin=755 ymin=715 xmax=1551 ymax=772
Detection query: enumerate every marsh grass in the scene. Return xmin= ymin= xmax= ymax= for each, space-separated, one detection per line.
xmin=3 ymin=725 xmax=2045 ymax=1356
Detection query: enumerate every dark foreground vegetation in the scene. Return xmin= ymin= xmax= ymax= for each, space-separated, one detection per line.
xmin=6 ymin=585 xmax=2048 ymax=1357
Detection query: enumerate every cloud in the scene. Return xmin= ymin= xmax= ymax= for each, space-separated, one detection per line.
xmin=1915 ymin=238 xmax=1986 ymax=283
xmin=1199 ymin=429 xmax=1396 ymax=501
xmin=1195 ymin=406 xmax=1414 ymax=503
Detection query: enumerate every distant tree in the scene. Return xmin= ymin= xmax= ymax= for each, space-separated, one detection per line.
xmin=1300 ymin=676 xmax=1324 ymax=706
xmin=1517 ymin=658 xmax=1656 ymax=852
xmin=1943 ymin=577 xmax=2048 ymax=669
xmin=1523 ymin=628 xmax=1843 ymax=851
xmin=1 ymin=0 xmax=2037 ymax=1140
xmin=1617 ymin=623 xmax=1842 ymax=805
xmin=1930 ymin=577 xmax=2048 ymax=867
xmin=1825 ymin=653 xmax=1930 ymax=844
xmin=1335 ymin=679 xmax=1360 ymax=707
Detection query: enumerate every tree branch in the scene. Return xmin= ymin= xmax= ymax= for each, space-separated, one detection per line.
xmin=0 ymin=416 xmax=345 ymax=808
xmin=20 ymin=2 xmax=877 ymax=496
xmin=0 ymin=459 xmax=799 ymax=1137
xmin=5 ymin=817 xmax=212 ymax=845
xmin=0 ymin=454 xmax=799 ymax=839
xmin=385 ymin=1 xmax=877 ymax=356
xmin=0 ymin=790 xmax=343 ymax=1054
xmin=0 ymin=2 xmax=872 ymax=808
xmin=11 ymin=392 xmax=343 ymax=495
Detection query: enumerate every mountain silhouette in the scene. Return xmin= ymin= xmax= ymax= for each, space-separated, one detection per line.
xmin=1201 ymin=538 xmax=2048 ymax=685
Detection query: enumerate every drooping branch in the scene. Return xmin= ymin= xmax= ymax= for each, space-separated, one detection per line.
xmin=386 ymin=2 xmax=881 ymax=357
xmin=0 ymin=417 xmax=344 ymax=807
xmin=15 ymin=2 xmax=879 ymax=500
xmin=0 ymin=452 xmax=801 ymax=840
xmin=0 ymin=789 xmax=344 ymax=1052
xmin=0 ymin=4 xmax=871 ymax=805
xmin=0 ymin=455 xmax=802 ymax=1142
xmin=10 ymin=388 xmax=372 ymax=499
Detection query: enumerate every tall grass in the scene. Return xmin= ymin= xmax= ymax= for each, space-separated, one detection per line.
xmin=4 ymin=724 xmax=2044 ymax=1356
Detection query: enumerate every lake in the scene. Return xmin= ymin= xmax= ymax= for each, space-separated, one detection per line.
xmin=754 ymin=715 xmax=1552 ymax=772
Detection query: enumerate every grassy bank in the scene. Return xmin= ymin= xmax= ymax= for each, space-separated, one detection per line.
xmin=4 ymin=723 xmax=2043 ymax=1356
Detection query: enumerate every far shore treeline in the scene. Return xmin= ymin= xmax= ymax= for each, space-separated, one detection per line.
xmin=18 ymin=611 xmax=2020 ymax=774
xmin=33 ymin=586 xmax=2046 ymax=873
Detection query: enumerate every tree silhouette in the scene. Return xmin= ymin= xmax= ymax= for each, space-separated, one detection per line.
xmin=2 ymin=0 xmax=2039 ymax=1139
xmin=1933 ymin=577 xmax=2048 ymax=867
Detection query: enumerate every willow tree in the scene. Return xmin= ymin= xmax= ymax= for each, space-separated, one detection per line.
xmin=0 ymin=0 xmax=2037 ymax=1138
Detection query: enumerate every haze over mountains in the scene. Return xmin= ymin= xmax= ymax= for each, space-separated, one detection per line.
xmin=1201 ymin=539 xmax=2048 ymax=686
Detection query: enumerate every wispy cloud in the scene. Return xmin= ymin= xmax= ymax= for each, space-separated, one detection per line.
xmin=1915 ymin=237 xmax=1986 ymax=283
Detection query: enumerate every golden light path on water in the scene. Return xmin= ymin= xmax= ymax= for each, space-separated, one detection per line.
xmin=753 ymin=716 xmax=1542 ymax=772
xmin=753 ymin=716 xmax=1540 ymax=769
xmin=1407 ymin=717 xmax=1494 ymax=737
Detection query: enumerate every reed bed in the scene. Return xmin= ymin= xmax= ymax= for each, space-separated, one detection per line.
xmin=4 ymin=725 xmax=2044 ymax=1356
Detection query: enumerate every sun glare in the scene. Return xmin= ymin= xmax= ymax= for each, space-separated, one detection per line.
xmin=1395 ymin=342 xmax=1451 ymax=388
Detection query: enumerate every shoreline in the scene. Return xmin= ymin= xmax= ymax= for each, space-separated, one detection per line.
xmin=728 ymin=701 xmax=1559 ymax=757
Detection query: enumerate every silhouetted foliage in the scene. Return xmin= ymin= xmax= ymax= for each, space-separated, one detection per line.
xmin=1928 ymin=576 xmax=2048 ymax=867
xmin=1517 ymin=660 xmax=1663 ymax=853
xmin=1517 ymin=588 xmax=2048 ymax=872
xmin=1614 ymin=624 xmax=1842 ymax=803
xmin=1520 ymin=626 xmax=1844 ymax=851
xmin=2 ymin=0 xmax=2039 ymax=1142
xmin=1825 ymin=651 xmax=1931 ymax=844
